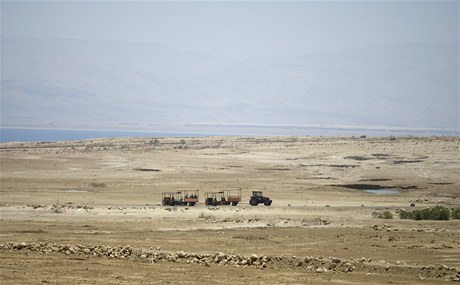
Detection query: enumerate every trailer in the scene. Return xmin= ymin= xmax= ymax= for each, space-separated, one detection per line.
xmin=161 ymin=192 xmax=180 ymax=206
xmin=162 ymin=189 xmax=199 ymax=206
xmin=204 ymin=189 xmax=241 ymax=206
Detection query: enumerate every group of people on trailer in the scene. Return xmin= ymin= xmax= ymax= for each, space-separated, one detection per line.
xmin=212 ymin=196 xmax=227 ymax=203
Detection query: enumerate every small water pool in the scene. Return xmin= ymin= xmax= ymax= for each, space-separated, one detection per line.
xmin=365 ymin=189 xmax=400 ymax=195
xmin=58 ymin=189 xmax=88 ymax=193
xmin=334 ymin=184 xmax=402 ymax=195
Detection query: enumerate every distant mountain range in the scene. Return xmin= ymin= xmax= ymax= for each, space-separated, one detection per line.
xmin=1 ymin=36 xmax=458 ymax=132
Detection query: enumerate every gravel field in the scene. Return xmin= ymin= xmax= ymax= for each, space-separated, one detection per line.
xmin=1 ymin=136 xmax=459 ymax=284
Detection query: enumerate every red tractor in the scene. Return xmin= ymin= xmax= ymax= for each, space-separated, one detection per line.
xmin=249 ymin=191 xmax=272 ymax=206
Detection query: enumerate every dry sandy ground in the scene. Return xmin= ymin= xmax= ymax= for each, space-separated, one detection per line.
xmin=0 ymin=136 xmax=459 ymax=284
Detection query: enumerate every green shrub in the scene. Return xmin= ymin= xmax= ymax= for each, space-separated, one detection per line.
xmin=399 ymin=210 xmax=411 ymax=219
xmin=452 ymin=208 xmax=460 ymax=219
xmin=430 ymin=206 xmax=451 ymax=220
xmin=372 ymin=210 xmax=393 ymax=219
xmin=399 ymin=206 xmax=451 ymax=220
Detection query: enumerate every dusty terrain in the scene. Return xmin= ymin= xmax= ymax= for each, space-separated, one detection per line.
xmin=0 ymin=136 xmax=459 ymax=284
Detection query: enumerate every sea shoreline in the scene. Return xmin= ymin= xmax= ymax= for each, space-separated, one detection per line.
xmin=1 ymin=124 xmax=458 ymax=143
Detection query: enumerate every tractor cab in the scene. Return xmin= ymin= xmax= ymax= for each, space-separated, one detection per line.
xmin=249 ymin=190 xmax=272 ymax=206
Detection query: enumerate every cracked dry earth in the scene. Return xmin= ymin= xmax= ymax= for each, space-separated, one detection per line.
xmin=0 ymin=136 xmax=459 ymax=284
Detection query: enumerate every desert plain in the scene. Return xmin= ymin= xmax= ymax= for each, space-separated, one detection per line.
xmin=0 ymin=135 xmax=459 ymax=284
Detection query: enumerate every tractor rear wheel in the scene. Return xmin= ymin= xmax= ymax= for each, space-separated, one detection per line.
xmin=250 ymin=197 xmax=259 ymax=206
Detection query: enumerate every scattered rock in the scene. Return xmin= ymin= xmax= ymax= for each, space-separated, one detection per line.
xmin=2 ymin=241 xmax=458 ymax=281
xmin=331 ymin=257 xmax=342 ymax=264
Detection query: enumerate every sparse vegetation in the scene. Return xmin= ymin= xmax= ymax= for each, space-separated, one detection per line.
xmin=148 ymin=138 xmax=161 ymax=146
xmin=372 ymin=210 xmax=394 ymax=219
xmin=90 ymin=182 xmax=106 ymax=188
xmin=198 ymin=212 xmax=216 ymax=221
xmin=451 ymin=207 xmax=460 ymax=219
xmin=399 ymin=206 xmax=451 ymax=220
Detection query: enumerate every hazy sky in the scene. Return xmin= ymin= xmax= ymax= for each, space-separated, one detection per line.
xmin=2 ymin=1 xmax=459 ymax=59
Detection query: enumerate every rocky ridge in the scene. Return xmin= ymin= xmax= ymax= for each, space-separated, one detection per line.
xmin=1 ymin=242 xmax=459 ymax=282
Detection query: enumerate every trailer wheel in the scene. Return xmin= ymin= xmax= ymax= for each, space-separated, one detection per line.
xmin=189 ymin=202 xmax=195 ymax=206
xmin=231 ymin=202 xmax=238 ymax=206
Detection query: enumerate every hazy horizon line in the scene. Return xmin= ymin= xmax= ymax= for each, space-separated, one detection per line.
xmin=2 ymin=34 xmax=459 ymax=60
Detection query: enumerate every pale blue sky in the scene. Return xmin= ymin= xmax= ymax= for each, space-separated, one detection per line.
xmin=2 ymin=1 xmax=459 ymax=59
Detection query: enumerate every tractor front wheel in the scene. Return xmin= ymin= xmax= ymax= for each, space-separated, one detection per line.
xmin=264 ymin=200 xmax=272 ymax=206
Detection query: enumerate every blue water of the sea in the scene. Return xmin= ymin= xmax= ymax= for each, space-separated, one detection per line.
xmin=0 ymin=128 xmax=216 ymax=143
xmin=1 ymin=126 xmax=458 ymax=143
